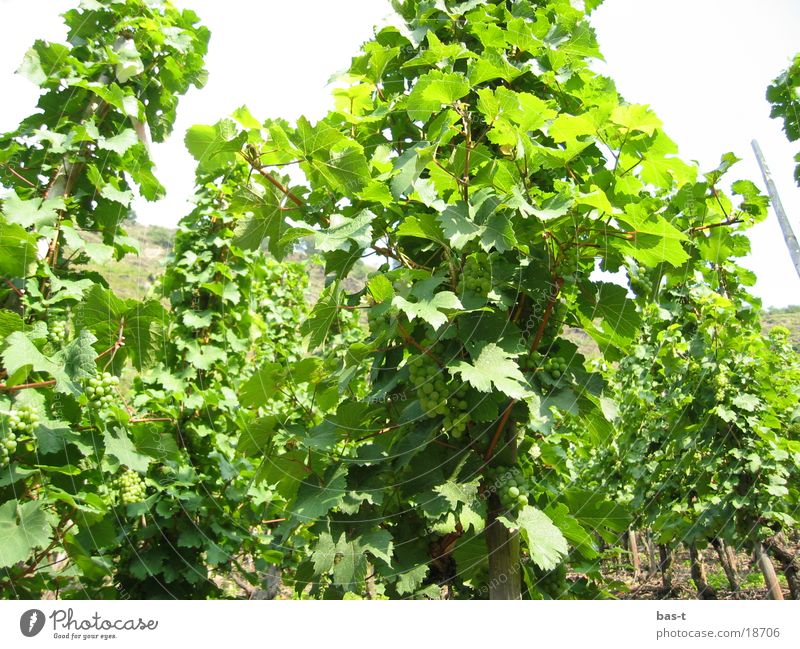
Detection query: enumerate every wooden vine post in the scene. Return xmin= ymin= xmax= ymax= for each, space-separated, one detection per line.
xmin=486 ymin=430 xmax=522 ymax=600
xmin=628 ymin=530 xmax=641 ymax=580
xmin=752 ymin=139 xmax=800 ymax=280
xmin=754 ymin=542 xmax=784 ymax=600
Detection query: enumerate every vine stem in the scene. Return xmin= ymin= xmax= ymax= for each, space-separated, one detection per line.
xmin=99 ymin=318 xmax=127 ymax=371
xmin=0 ymin=380 xmax=56 ymax=393
xmin=485 ymin=400 xmax=516 ymax=461
xmin=456 ymin=101 xmax=472 ymax=202
xmin=2 ymin=163 xmax=36 ymax=187
xmin=354 ymin=426 xmax=397 ymax=443
xmin=336 ymin=304 xmax=369 ymax=311
xmin=689 ymin=218 xmax=743 ymax=234
xmin=1 ymin=277 xmax=25 ymax=297
xmin=433 ymin=438 xmax=460 ymax=450
xmin=484 ymin=277 xmax=564 ymax=461
xmin=397 ymin=322 xmax=442 ymax=366
xmin=527 ymin=277 xmax=564 ymax=355
xmin=239 ymin=151 xmax=304 ymax=208
xmin=373 ymin=244 xmax=424 ymax=270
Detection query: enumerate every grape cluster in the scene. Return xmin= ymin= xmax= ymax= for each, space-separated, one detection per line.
xmin=48 ymin=320 xmax=68 ymax=345
xmin=117 ymin=469 xmax=147 ymax=504
xmin=367 ymin=306 xmax=391 ymax=336
xmin=629 ymin=267 xmax=653 ymax=297
xmin=442 ymin=384 xmax=470 ymax=438
xmin=485 ymin=465 xmax=530 ymax=512
xmin=535 ymin=563 xmax=568 ymax=599
xmin=84 ymin=372 xmax=120 ymax=408
xmin=540 ymin=356 xmax=567 ymax=381
xmin=520 ymin=352 xmax=568 ymax=385
xmin=458 ymin=255 xmax=492 ymax=295
xmin=714 ymin=369 xmax=731 ymax=401
xmin=408 ymin=351 xmax=448 ymax=417
xmin=1 ymin=406 xmax=39 ymax=464
xmin=407 ymin=347 xmax=472 ymax=438
xmin=0 ymin=430 xmax=15 ymax=464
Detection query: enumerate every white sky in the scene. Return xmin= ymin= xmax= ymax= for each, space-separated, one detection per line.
xmin=0 ymin=0 xmax=798 ymax=307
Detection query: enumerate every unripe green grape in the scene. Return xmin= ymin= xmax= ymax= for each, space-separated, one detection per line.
xmin=457 ymin=254 xmax=492 ymax=297
xmin=6 ymin=406 xmax=39 ymax=436
xmin=48 ymin=320 xmax=69 ymax=345
xmin=117 ymin=469 xmax=147 ymax=505
xmin=0 ymin=409 xmax=29 ymax=465
xmin=84 ymin=372 xmax=121 ymax=410
xmin=486 ymin=464 xmax=532 ymax=513
xmin=367 ymin=307 xmax=392 ymax=340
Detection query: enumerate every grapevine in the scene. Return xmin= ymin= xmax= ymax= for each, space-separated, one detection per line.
xmin=189 ymin=0 xmax=786 ymax=600
xmin=0 ymin=0 xmax=797 ymax=603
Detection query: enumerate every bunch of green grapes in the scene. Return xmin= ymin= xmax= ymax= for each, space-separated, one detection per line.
xmin=48 ymin=320 xmax=68 ymax=345
xmin=442 ymin=383 xmax=470 ymax=438
xmin=714 ymin=367 xmax=732 ymax=401
xmin=458 ymin=254 xmax=492 ymax=295
xmin=84 ymin=372 xmax=120 ymax=408
xmin=407 ymin=346 xmax=474 ymax=438
xmin=485 ymin=465 xmax=530 ymax=512
xmin=521 ymin=353 xmax=568 ymax=386
xmin=519 ymin=351 xmax=541 ymax=373
xmin=629 ymin=266 xmax=654 ymax=297
xmin=540 ymin=356 xmax=567 ymax=381
xmin=117 ymin=469 xmax=147 ymax=505
xmin=7 ymin=406 xmax=39 ymax=434
xmin=534 ymin=563 xmax=568 ymax=599
xmin=544 ymin=300 xmax=567 ymax=343
xmin=1 ymin=406 xmax=39 ymax=465
xmin=0 ymin=428 xmax=16 ymax=465
xmin=367 ymin=306 xmax=390 ymax=336
xmin=408 ymin=351 xmax=448 ymax=417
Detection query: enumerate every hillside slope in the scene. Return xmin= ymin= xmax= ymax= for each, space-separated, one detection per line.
xmin=99 ymin=225 xmax=800 ymax=349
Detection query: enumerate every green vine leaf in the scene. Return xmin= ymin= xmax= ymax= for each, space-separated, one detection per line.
xmin=0 ymin=500 xmax=53 ymax=569
xmin=185 ymin=120 xmax=246 ymax=172
xmin=405 ymin=71 xmax=470 ymax=122
xmin=1 ymin=192 xmax=64 ymax=228
xmin=499 ymin=506 xmax=568 ymax=571
xmin=0 ymin=222 xmax=38 ymax=278
xmin=393 ymin=290 xmax=462 ymax=330
xmin=103 ymin=427 xmax=151 ymax=473
xmin=449 ymin=343 xmax=530 ymax=399
xmin=2 ymin=330 xmax=97 ymax=396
